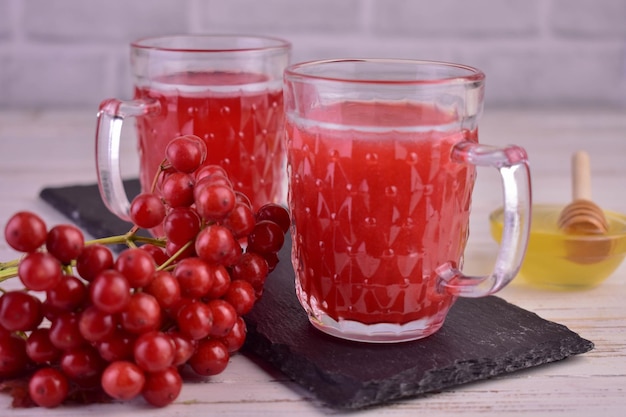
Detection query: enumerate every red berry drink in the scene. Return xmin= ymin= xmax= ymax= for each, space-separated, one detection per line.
xmin=286 ymin=100 xmax=477 ymax=340
xmin=96 ymin=35 xmax=290 ymax=225
xmin=135 ymin=70 xmax=285 ymax=211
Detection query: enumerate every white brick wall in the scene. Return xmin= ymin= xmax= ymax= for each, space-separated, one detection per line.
xmin=0 ymin=0 xmax=624 ymax=109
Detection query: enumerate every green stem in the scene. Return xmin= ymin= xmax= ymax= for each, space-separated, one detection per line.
xmin=0 ymin=258 xmax=19 ymax=269
xmin=87 ymin=233 xmax=164 ymax=248
xmin=157 ymin=240 xmax=193 ymax=271
xmin=0 ymin=266 xmax=18 ymax=284
xmin=0 ymin=233 xmax=166 ymax=283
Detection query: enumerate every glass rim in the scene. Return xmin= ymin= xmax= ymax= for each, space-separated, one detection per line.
xmin=131 ymin=34 xmax=291 ymax=54
xmin=284 ymin=58 xmax=485 ymax=85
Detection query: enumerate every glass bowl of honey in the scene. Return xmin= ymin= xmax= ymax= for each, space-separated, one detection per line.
xmin=489 ymin=204 xmax=626 ymax=289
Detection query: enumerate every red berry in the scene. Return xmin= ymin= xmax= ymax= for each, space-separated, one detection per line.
xmin=207 ymin=299 xmax=237 ymax=338
xmin=18 ymin=251 xmax=63 ymax=291
xmin=263 ymin=251 xmax=280 ymax=273
xmin=46 ymin=224 xmax=85 ymax=264
xmin=247 ymin=220 xmax=285 ymax=255
xmin=0 ymin=290 xmax=43 ymax=331
xmin=231 ymin=252 xmax=269 ymax=290
xmin=96 ymin=329 xmax=136 ymax=362
xmin=130 ymin=193 xmax=166 ymax=229
xmin=195 ymin=184 xmax=237 ymax=221
xmin=163 ymin=207 xmax=201 ymax=246
xmin=141 ymin=366 xmax=183 ymax=407
xmin=89 ymin=270 xmax=131 ymax=314
xmin=0 ymin=325 xmax=9 ymax=339
xmin=133 ymin=331 xmax=175 ymax=373
xmin=220 ymin=316 xmax=247 ymax=353
xmin=78 ymin=305 xmax=116 ymax=342
xmin=204 ymin=264 xmax=231 ymax=299
xmin=167 ymin=331 xmax=197 ymax=366
xmin=173 ymin=257 xmax=215 ymax=298
xmin=48 ymin=312 xmax=86 ymax=350
xmin=194 ymin=172 xmax=232 ymax=193
xmin=120 ymin=292 xmax=162 ymax=334
xmin=160 ymin=171 xmax=195 ymax=207
xmin=144 ymin=270 xmax=181 ymax=309
xmin=76 ymin=244 xmax=114 ymax=282
xmin=165 ymin=239 xmax=196 ymax=260
xmin=41 ymin=298 xmax=64 ymax=322
xmin=224 ymin=280 xmax=256 ymax=316
xmin=140 ymin=244 xmax=169 ymax=266
xmin=256 ymin=203 xmax=291 ymax=234
xmin=101 ymin=361 xmax=145 ymax=401
xmin=26 ymin=328 xmax=62 ymax=364
xmin=115 ymin=247 xmax=156 ymax=288
xmin=188 ymin=339 xmax=229 ymax=376
xmin=28 ymin=367 xmax=69 ymax=408
xmin=195 ymin=225 xmax=241 ymax=266
xmin=165 ymin=135 xmax=207 ymax=173
xmin=0 ymin=334 xmax=30 ymax=378
xmin=223 ymin=203 xmax=256 ymax=238
xmin=194 ymin=164 xmax=228 ymax=182
xmin=60 ymin=345 xmax=106 ymax=386
xmin=46 ymin=274 xmax=88 ymax=312
xmin=234 ymin=191 xmax=252 ymax=208
xmin=4 ymin=211 xmax=47 ymax=252
xmin=176 ymin=300 xmax=213 ymax=340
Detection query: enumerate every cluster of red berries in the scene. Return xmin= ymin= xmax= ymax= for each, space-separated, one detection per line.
xmin=0 ymin=135 xmax=290 ymax=408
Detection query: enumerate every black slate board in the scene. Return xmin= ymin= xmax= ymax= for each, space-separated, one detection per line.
xmin=39 ymin=181 xmax=595 ymax=410
xmin=40 ymin=180 xmax=142 ymax=239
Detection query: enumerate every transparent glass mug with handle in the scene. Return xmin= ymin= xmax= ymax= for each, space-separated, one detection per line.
xmin=96 ymin=34 xmax=291 ymax=230
xmin=284 ymin=58 xmax=531 ymax=343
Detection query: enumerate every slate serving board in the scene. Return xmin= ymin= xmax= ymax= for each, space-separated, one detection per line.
xmin=39 ymin=181 xmax=595 ymax=409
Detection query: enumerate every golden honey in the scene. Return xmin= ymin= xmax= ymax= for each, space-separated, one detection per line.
xmin=490 ymin=204 xmax=626 ymax=289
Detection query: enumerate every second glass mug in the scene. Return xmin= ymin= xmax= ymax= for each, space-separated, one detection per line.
xmin=284 ymin=59 xmax=532 ymax=343
xmin=96 ymin=34 xmax=291 ymax=227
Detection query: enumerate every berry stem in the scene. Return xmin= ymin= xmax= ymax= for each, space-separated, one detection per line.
xmin=86 ymin=232 xmax=164 ymax=248
xmin=0 ymin=259 xmax=19 ymax=269
xmin=157 ymin=240 xmax=193 ymax=271
xmin=0 ymin=264 xmax=18 ymax=284
xmin=0 ymin=232 xmax=165 ymax=283
xmin=150 ymin=159 xmax=169 ymax=193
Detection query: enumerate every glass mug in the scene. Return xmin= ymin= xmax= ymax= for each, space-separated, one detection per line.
xmin=96 ymin=34 xmax=291 ymax=226
xmin=284 ymin=59 xmax=531 ymax=343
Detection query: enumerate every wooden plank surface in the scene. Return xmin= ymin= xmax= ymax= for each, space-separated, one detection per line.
xmin=1 ymin=108 xmax=625 ymax=416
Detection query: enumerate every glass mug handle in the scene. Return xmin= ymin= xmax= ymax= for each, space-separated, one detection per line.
xmin=437 ymin=141 xmax=531 ymax=297
xmin=95 ymin=98 xmax=161 ymax=222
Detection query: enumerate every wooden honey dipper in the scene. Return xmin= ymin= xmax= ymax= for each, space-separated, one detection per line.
xmin=557 ymin=151 xmax=611 ymax=264
xmin=557 ymin=151 xmax=608 ymax=235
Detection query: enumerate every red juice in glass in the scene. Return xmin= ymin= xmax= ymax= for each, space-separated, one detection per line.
xmin=284 ymin=58 xmax=531 ymax=343
xmin=96 ymin=35 xmax=290 ymax=226
xmin=286 ymin=100 xmax=477 ymax=332
xmin=134 ymin=70 xmax=285 ymax=211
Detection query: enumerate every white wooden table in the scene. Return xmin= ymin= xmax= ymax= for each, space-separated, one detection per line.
xmin=1 ymin=108 xmax=625 ymax=416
